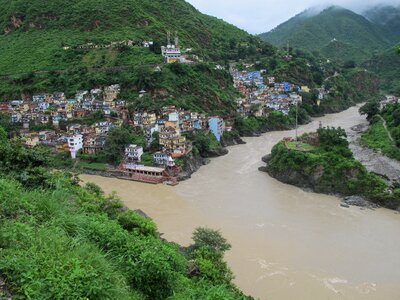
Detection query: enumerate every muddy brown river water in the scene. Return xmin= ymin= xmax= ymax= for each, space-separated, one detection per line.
xmin=81 ymin=105 xmax=400 ymax=300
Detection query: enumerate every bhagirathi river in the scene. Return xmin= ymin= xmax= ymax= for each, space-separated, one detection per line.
xmin=81 ymin=105 xmax=400 ymax=300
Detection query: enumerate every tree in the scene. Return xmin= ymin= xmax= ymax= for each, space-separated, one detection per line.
xmin=391 ymin=107 xmax=400 ymax=126
xmin=360 ymin=100 xmax=380 ymax=120
xmin=317 ymin=126 xmax=348 ymax=148
xmin=103 ymin=127 xmax=145 ymax=164
xmin=343 ymin=60 xmax=356 ymax=68
xmin=189 ymin=227 xmax=231 ymax=254
xmin=134 ymin=66 xmax=158 ymax=90
xmin=0 ymin=126 xmax=7 ymax=143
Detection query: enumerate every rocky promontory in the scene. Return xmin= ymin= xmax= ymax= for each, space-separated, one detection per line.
xmin=260 ymin=127 xmax=400 ymax=210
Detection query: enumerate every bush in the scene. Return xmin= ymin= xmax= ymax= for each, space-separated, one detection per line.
xmin=189 ymin=227 xmax=231 ymax=254
xmin=117 ymin=210 xmax=157 ymax=237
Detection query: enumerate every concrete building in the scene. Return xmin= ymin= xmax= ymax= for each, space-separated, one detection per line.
xmin=208 ymin=116 xmax=225 ymax=142
xmin=124 ymin=144 xmax=144 ymax=163
xmin=68 ymin=134 xmax=83 ymax=159
xmin=153 ymin=152 xmax=175 ymax=167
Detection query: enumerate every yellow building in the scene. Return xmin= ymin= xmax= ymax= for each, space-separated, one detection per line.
xmin=159 ymin=126 xmax=187 ymax=157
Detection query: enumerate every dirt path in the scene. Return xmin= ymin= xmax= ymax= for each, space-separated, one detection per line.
xmin=377 ymin=115 xmax=395 ymax=143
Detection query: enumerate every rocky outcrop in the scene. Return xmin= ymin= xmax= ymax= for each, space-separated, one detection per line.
xmin=261 ymin=154 xmax=272 ymax=163
xmin=201 ymin=147 xmax=229 ymax=158
xmin=342 ymin=196 xmax=380 ymax=209
xmin=221 ymin=135 xmax=246 ymax=147
xmin=178 ymin=154 xmax=210 ymax=181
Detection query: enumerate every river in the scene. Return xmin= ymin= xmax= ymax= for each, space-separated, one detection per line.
xmin=81 ymin=105 xmax=400 ymax=300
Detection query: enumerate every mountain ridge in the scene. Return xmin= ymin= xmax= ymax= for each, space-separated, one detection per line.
xmin=259 ymin=6 xmax=399 ymax=63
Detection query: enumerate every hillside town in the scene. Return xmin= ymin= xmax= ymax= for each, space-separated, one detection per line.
xmin=0 ymin=82 xmax=230 ymax=184
xmin=0 ymin=59 xmax=334 ymax=185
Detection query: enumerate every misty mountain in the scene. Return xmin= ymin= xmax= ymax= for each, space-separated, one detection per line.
xmin=259 ymin=6 xmax=399 ymax=63
xmin=363 ymin=4 xmax=400 ymax=36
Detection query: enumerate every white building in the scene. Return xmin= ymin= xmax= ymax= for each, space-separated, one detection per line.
xmin=161 ymin=32 xmax=182 ymax=63
xmin=161 ymin=45 xmax=182 ymax=63
xmin=68 ymin=134 xmax=83 ymax=159
xmin=153 ymin=152 xmax=175 ymax=167
xmin=289 ymin=93 xmax=303 ymax=104
xmin=124 ymin=144 xmax=144 ymax=163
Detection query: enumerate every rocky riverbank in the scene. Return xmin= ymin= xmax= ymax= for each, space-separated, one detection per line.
xmin=348 ymin=123 xmax=400 ymax=185
xmin=178 ymin=147 xmax=230 ymax=181
xmin=221 ymin=134 xmax=246 ymax=147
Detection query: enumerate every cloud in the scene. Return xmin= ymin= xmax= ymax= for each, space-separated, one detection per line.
xmin=186 ymin=0 xmax=400 ymax=34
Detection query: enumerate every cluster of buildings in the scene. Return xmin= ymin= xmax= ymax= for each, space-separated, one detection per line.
xmin=232 ymin=68 xmax=305 ymax=117
xmin=125 ymin=106 xmax=226 ymax=166
xmin=19 ymin=120 xmax=117 ymax=159
xmin=1 ymin=84 xmax=127 ymax=129
xmin=4 ymin=86 xmax=226 ymax=172
xmin=63 ymin=40 xmax=154 ymax=50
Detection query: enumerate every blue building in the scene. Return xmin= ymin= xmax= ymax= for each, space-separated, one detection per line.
xmin=208 ymin=116 xmax=225 ymax=142
xmin=283 ymin=82 xmax=290 ymax=92
xmin=193 ymin=119 xmax=202 ymax=130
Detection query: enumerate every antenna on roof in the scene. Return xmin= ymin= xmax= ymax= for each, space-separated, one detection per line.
xmin=167 ymin=31 xmax=171 ymax=46
xmin=174 ymin=31 xmax=179 ymax=47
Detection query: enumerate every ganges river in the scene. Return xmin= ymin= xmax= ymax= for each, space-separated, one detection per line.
xmin=81 ymin=105 xmax=400 ymax=300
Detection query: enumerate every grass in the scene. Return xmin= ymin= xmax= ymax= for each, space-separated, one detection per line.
xmin=360 ymin=118 xmax=400 ymax=161
xmin=286 ymin=141 xmax=315 ymax=152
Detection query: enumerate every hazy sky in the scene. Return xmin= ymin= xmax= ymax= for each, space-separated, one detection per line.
xmin=186 ymin=0 xmax=400 ymax=34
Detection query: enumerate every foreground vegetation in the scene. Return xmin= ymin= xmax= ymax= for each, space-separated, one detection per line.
xmin=0 ymin=126 xmax=250 ymax=299
xmin=263 ymin=127 xmax=400 ymax=209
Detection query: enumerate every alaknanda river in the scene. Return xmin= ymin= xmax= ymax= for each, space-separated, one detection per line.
xmin=81 ymin=105 xmax=400 ymax=300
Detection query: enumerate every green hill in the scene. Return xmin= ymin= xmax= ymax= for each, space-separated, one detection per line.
xmin=259 ymin=6 xmax=398 ymax=63
xmin=0 ymin=0 xmax=257 ymax=69
xmin=0 ymin=0 xmax=274 ymax=113
xmin=363 ymin=5 xmax=400 ymax=36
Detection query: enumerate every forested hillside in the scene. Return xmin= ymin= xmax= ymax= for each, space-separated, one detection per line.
xmin=363 ymin=47 xmax=400 ymax=95
xmin=0 ymin=0 xmax=274 ymax=113
xmin=259 ymin=6 xmax=398 ymax=63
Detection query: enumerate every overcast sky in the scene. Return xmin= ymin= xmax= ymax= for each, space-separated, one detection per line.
xmin=186 ymin=0 xmax=400 ymax=34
